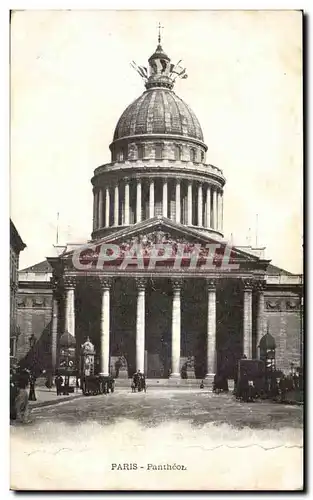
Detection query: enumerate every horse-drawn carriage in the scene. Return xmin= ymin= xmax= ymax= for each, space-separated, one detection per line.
xmin=81 ymin=374 xmax=115 ymax=396
xmin=234 ymin=358 xmax=271 ymax=401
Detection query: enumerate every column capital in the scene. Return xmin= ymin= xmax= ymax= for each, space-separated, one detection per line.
xmin=63 ymin=276 xmax=76 ymax=290
xmin=241 ymin=278 xmax=254 ymax=290
xmin=206 ymin=278 xmax=218 ymax=291
xmin=254 ymin=280 xmax=266 ymax=292
xmin=50 ymin=276 xmax=62 ymax=299
xmin=171 ymin=278 xmax=183 ymax=291
xmin=99 ymin=277 xmax=113 ymax=290
xmin=135 ymin=277 xmax=147 ymax=291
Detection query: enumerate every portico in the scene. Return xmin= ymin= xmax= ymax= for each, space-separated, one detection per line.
xmin=49 ymin=217 xmax=268 ymax=381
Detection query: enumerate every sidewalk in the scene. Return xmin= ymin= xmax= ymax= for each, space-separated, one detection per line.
xmin=29 ymin=387 xmax=83 ymax=409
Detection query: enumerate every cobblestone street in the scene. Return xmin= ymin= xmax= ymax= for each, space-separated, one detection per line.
xmin=11 ymin=388 xmax=303 ymax=490
xmin=30 ymin=387 xmax=303 ymax=429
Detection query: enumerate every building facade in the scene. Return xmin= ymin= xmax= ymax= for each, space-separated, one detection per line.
xmin=10 ymin=220 xmax=26 ymax=359
xmin=16 ymin=260 xmax=54 ymax=371
xmin=17 ymin=38 xmax=303 ymax=380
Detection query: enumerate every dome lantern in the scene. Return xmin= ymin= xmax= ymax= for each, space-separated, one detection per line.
xmin=145 ymin=24 xmax=173 ymax=90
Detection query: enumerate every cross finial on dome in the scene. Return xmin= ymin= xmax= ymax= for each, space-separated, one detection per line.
xmin=158 ymin=22 xmax=164 ymax=44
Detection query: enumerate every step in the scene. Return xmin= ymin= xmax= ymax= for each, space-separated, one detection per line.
xmin=115 ymin=378 xmax=211 ymax=387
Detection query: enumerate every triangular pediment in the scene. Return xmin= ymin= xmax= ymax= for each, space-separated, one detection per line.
xmin=59 ymin=217 xmax=269 ymax=273
xmin=100 ymin=217 xmax=220 ymax=246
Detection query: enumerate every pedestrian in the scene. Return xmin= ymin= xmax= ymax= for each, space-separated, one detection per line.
xmin=200 ymin=380 xmax=204 ymax=389
xmin=10 ymin=369 xmax=18 ymax=421
xmin=55 ymin=374 xmax=63 ymax=396
xmin=15 ymin=369 xmax=31 ymax=423
xmin=133 ymin=370 xmax=139 ymax=389
xmin=240 ymin=370 xmax=249 ymax=402
xmin=28 ymin=372 xmax=37 ymax=401
xmin=279 ymin=375 xmax=287 ymax=403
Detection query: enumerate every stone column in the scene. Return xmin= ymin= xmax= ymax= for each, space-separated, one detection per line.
xmin=105 ymin=187 xmax=110 ymax=227
xmin=170 ymin=279 xmax=182 ymax=378
xmin=64 ymin=278 xmax=76 ymax=336
xmin=135 ymin=278 xmax=146 ymax=373
xmin=256 ymin=281 xmax=266 ymax=358
xmin=162 ymin=179 xmax=168 ymax=218
xmin=98 ymin=188 xmax=103 ymax=228
xmin=221 ymin=192 xmax=224 ymax=232
xmin=243 ymin=279 xmax=253 ymax=358
xmin=124 ymin=180 xmax=130 ymax=226
xmin=198 ymin=183 xmax=203 ymax=226
xmin=175 ymin=180 xmax=181 ymax=223
xmin=218 ymin=191 xmax=223 ymax=232
xmin=206 ymin=185 xmax=211 ymax=228
xmin=51 ymin=284 xmax=59 ymax=375
xmin=136 ymin=180 xmax=142 ymax=223
xmin=114 ymin=184 xmax=119 ymax=226
xmin=187 ymin=182 xmax=193 ymax=225
xmin=205 ymin=279 xmax=217 ymax=378
xmin=94 ymin=190 xmax=99 ymax=229
xmin=99 ymin=277 xmax=112 ymax=376
xmin=149 ymin=180 xmax=155 ymax=218
xmin=212 ymin=189 xmax=218 ymax=230
xmin=92 ymin=189 xmax=97 ymax=231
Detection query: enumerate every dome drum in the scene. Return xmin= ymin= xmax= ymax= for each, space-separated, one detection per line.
xmin=110 ymin=138 xmax=206 ymax=163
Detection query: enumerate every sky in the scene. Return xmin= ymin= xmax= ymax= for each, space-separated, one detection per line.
xmin=10 ymin=10 xmax=303 ymax=273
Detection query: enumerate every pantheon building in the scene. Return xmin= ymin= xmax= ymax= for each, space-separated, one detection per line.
xmin=17 ymin=38 xmax=303 ymax=381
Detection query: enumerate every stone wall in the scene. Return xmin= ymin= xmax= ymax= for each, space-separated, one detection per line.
xmin=264 ymin=291 xmax=301 ymax=373
xmin=113 ymin=139 xmax=206 ymax=164
xmin=16 ymin=289 xmax=53 ymax=363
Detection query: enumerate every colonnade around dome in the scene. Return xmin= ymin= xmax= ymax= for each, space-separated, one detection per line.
xmin=92 ymin=177 xmax=223 ymax=236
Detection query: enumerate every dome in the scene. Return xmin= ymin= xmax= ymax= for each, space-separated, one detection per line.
xmin=259 ymin=333 xmax=276 ymax=350
xmin=59 ymin=331 xmax=76 ymax=348
xmin=113 ymin=88 xmax=204 ymax=143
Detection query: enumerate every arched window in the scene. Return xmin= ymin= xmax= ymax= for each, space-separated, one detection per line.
xmin=174 ymin=145 xmax=181 ymax=161
xmin=201 ymin=151 xmax=205 ymax=162
xmin=190 ymin=148 xmax=196 ymax=162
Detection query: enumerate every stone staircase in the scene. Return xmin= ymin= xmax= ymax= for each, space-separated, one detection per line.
xmin=114 ymin=377 xmax=235 ymax=390
xmin=115 ymin=378 xmax=212 ymax=388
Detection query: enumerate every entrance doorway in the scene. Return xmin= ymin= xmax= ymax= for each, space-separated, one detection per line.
xmin=145 ymin=279 xmax=171 ymax=378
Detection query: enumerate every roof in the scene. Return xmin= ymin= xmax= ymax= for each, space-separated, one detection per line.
xmin=113 ymin=89 xmax=204 ymax=143
xmin=20 ymin=259 xmax=52 ymax=273
xmin=266 ymin=264 xmax=294 ymax=276
xmin=10 ymin=220 xmax=26 ymax=253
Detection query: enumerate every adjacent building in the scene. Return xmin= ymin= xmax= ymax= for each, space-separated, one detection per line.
xmin=10 ymin=220 xmax=26 ymax=360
